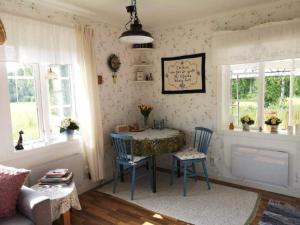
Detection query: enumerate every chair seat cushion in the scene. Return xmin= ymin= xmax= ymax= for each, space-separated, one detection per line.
xmin=0 ymin=212 xmax=34 ymax=225
xmin=127 ymin=155 xmax=148 ymax=164
xmin=174 ymin=147 xmax=206 ymax=160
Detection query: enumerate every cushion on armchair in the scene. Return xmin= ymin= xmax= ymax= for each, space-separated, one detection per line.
xmin=0 ymin=165 xmax=30 ymax=218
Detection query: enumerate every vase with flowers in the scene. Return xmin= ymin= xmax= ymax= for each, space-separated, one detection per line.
xmin=240 ymin=115 xmax=255 ymax=131
xmin=265 ymin=116 xmax=281 ymax=133
xmin=60 ymin=118 xmax=79 ymax=140
xmin=138 ymin=104 xmax=153 ymax=128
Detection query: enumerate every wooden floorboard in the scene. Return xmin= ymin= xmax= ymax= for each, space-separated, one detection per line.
xmin=54 ymin=174 xmax=300 ymax=225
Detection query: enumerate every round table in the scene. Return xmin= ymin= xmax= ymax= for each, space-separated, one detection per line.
xmin=125 ymin=128 xmax=186 ymax=192
xmin=31 ymin=182 xmax=81 ymax=225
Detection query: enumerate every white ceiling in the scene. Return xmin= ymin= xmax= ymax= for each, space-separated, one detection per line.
xmin=44 ymin=0 xmax=279 ymax=28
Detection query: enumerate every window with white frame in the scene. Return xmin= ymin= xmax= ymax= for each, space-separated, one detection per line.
xmin=4 ymin=62 xmax=75 ymax=143
xmin=227 ymin=58 xmax=300 ymax=130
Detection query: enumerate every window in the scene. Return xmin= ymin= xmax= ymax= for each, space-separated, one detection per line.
xmin=48 ymin=65 xmax=74 ymax=136
xmin=228 ymin=58 xmax=300 ymax=130
xmin=6 ymin=63 xmax=40 ymax=141
xmin=4 ymin=62 xmax=75 ymax=143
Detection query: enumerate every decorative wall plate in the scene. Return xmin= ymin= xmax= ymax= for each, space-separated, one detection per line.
xmin=107 ymin=54 xmax=121 ymax=72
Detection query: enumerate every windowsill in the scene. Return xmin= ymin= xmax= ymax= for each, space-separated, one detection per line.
xmin=14 ymin=134 xmax=81 ymax=152
xmin=221 ymin=129 xmax=300 ymax=142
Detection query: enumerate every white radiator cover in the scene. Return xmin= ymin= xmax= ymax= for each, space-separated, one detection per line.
xmin=232 ymin=146 xmax=289 ymax=187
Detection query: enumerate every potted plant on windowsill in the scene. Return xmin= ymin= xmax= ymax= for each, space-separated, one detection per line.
xmin=265 ymin=116 xmax=281 ymax=133
xmin=60 ymin=118 xmax=79 ymax=140
xmin=240 ymin=115 xmax=255 ymax=131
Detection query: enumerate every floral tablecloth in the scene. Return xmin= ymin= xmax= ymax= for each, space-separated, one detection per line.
xmin=128 ymin=128 xmax=186 ymax=156
xmin=31 ymin=182 xmax=81 ymax=221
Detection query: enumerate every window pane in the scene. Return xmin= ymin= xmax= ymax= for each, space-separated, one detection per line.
xmin=6 ymin=63 xmax=40 ymax=141
xmin=48 ymin=65 xmax=73 ymax=135
xmin=264 ymin=60 xmax=291 ymax=129
xmin=230 ymin=63 xmax=259 ymax=126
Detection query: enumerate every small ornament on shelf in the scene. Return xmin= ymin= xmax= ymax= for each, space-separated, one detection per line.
xmin=229 ymin=122 xmax=234 ymax=130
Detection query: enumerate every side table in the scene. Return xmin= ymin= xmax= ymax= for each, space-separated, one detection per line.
xmin=31 ymin=181 xmax=81 ymax=225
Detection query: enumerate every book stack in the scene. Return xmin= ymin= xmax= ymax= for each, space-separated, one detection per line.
xmin=39 ymin=169 xmax=73 ymax=185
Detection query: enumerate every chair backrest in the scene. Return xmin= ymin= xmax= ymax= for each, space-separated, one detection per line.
xmin=193 ymin=127 xmax=213 ymax=154
xmin=111 ymin=133 xmax=133 ymax=162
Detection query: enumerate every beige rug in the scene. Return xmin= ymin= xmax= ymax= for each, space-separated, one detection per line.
xmin=97 ymin=172 xmax=259 ymax=225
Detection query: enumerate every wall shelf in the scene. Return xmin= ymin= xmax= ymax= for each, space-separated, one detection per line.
xmin=131 ymin=48 xmax=155 ymax=52
xmin=133 ymin=80 xmax=154 ymax=83
xmin=132 ymin=64 xmax=153 ymax=67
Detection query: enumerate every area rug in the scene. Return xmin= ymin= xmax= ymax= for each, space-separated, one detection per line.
xmin=97 ymin=172 xmax=259 ymax=225
xmin=259 ymin=200 xmax=300 ymax=225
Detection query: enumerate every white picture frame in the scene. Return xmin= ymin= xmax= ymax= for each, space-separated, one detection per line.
xmin=136 ymin=71 xmax=144 ymax=81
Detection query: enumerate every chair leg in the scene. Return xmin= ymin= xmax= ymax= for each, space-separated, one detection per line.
xmin=201 ymin=159 xmax=211 ymax=190
xmin=183 ymin=162 xmax=188 ymax=196
xmin=148 ymin=158 xmax=153 ymax=192
xmin=177 ymin=159 xmax=181 ymax=177
xmin=170 ymin=156 xmax=176 ymax=185
xmin=192 ymin=162 xmax=197 ymax=182
xmin=130 ymin=166 xmax=136 ymax=200
xmin=113 ymin=163 xmax=119 ymax=193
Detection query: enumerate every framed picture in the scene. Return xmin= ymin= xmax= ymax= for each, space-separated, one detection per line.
xmin=136 ymin=71 xmax=144 ymax=81
xmin=161 ymin=53 xmax=206 ymax=94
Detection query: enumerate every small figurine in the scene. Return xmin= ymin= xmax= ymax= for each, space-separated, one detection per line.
xmin=15 ymin=130 xmax=24 ymax=150
xmin=229 ymin=122 xmax=234 ymax=130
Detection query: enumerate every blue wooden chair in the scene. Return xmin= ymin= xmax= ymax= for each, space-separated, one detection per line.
xmin=170 ymin=127 xmax=213 ymax=196
xmin=111 ymin=133 xmax=153 ymax=200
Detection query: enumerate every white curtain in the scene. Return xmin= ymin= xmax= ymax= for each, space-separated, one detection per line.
xmin=75 ymin=25 xmax=104 ymax=182
xmin=0 ymin=13 xmax=76 ymax=64
xmin=212 ymin=18 xmax=300 ymax=130
xmin=212 ymin=18 xmax=300 ymax=65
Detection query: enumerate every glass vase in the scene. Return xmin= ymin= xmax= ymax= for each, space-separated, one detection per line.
xmin=143 ymin=116 xmax=149 ymax=128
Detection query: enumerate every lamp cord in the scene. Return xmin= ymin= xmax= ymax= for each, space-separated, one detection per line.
xmin=124 ymin=0 xmax=140 ymax=30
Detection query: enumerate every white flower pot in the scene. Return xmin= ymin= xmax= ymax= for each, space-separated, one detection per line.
xmin=242 ymin=123 xmax=250 ymax=131
xmin=270 ymin=125 xmax=278 ymax=133
xmin=66 ymin=130 xmax=74 ymax=140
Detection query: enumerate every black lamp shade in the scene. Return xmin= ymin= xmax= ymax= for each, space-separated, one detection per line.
xmin=119 ymin=23 xmax=153 ymax=44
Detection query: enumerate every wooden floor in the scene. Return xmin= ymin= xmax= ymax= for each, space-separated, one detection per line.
xmin=55 ymin=175 xmax=300 ymax=225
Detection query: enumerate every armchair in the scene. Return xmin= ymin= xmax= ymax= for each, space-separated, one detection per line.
xmin=0 ymin=186 xmax=52 ymax=225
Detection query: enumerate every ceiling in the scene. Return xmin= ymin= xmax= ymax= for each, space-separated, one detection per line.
xmin=44 ymin=0 xmax=279 ymax=28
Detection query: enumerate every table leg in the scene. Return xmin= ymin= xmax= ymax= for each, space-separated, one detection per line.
xmin=63 ymin=210 xmax=71 ymax=225
xmin=177 ymin=160 xmax=181 ymax=177
xmin=152 ymin=155 xmax=156 ymax=193
xmin=120 ymin=164 xmax=124 ymax=182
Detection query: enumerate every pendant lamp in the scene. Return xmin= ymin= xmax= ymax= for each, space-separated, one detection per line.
xmin=119 ymin=0 xmax=153 ymax=44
